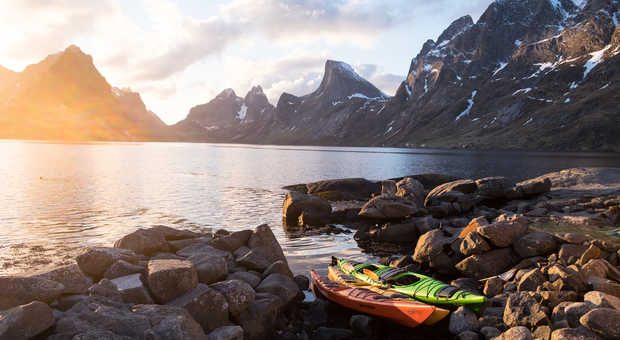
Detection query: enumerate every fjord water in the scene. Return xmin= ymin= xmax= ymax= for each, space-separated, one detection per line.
xmin=3 ymin=140 xmax=620 ymax=276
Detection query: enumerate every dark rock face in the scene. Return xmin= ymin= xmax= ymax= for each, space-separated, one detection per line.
xmin=0 ymin=277 xmax=65 ymax=310
xmin=0 ymin=301 xmax=56 ymax=339
xmin=168 ymin=284 xmax=230 ymax=333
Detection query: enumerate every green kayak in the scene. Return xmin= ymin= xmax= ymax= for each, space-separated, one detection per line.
xmin=335 ymin=257 xmax=487 ymax=308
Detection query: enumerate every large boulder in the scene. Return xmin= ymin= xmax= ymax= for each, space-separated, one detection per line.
xmin=460 ymin=231 xmax=491 ymax=256
xmin=456 ymin=248 xmax=519 ymax=280
xmin=504 ymin=292 xmax=549 ymax=328
xmin=282 ymin=191 xmax=332 ymax=225
xmin=147 ymin=259 xmax=198 ymax=304
xmin=211 ymin=280 xmax=256 ymax=320
xmin=558 ymin=244 xmax=588 ymax=265
xmin=370 ymin=222 xmax=419 ymax=244
xmin=512 ymin=177 xmax=552 ymax=198
xmin=424 ymin=179 xmax=478 ymax=214
xmin=413 ymin=229 xmax=459 ymax=275
xmin=584 ymin=291 xmax=620 ymax=310
xmin=0 ymin=301 xmax=55 ymax=339
xmin=359 ymin=195 xmax=420 ymax=219
xmin=236 ymin=250 xmax=271 ymax=272
xmin=547 ymin=264 xmax=587 ymax=293
xmin=305 ymin=178 xmax=381 ymax=201
xmin=110 ymin=273 xmax=153 ymax=305
xmin=255 ymin=273 xmax=300 ymax=306
xmin=0 ymin=277 xmax=65 ymax=310
xmin=477 ymin=219 xmax=529 ymax=248
xmin=449 ymin=306 xmax=479 ymax=335
xmin=395 ymin=177 xmax=426 ymax=207
xmin=513 ymin=232 xmax=557 ymax=258
xmin=209 ymin=230 xmax=252 ymax=252
xmin=236 ymin=293 xmax=281 ymax=340
xmin=114 ymin=228 xmax=170 ymax=255
xmin=132 ymin=304 xmax=208 ymax=340
xmin=168 ymin=284 xmax=230 ymax=333
xmin=475 ymin=177 xmax=510 ymax=199
xmin=580 ymin=308 xmax=620 ymax=339
xmin=227 ymin=271 xmax=262 ymax=288
xmin=247 ymin=225 xmax=287 ymax=265
xmin=104 ymin=259 xmax=145 ymax=280
xmin=33 ymin=263 xmax=92 ymax=295
xmin=517 ymin=268 xmax=545 ymax=292
xmin=76 ymin=247 xmax=139 ymax=279
xmin=550 ymin=327 xmax=602 ymax=340
xmin=188 ymin=254 xmax=229 ymax=284
xmin=263 ymin=260 xmax=293 ymax=278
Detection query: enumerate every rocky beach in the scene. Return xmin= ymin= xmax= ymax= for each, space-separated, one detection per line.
xmin=2 ymin=167 xmax=620 ymax=339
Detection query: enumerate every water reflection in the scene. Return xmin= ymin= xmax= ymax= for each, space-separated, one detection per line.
xmin=1 ymin=140 xmax=620 ymax=275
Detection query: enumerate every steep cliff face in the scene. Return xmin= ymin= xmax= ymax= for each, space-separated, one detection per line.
xmin=0 ymin=45 xmax=170 ymax=141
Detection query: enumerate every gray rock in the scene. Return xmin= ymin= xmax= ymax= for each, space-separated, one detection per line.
xmin=514 ymin=177 xmax=551 ymax=197
xmin=33 ymin=263 xmax=92 ymax=295
xmin=476 ymin=177 xmax=509 ymax=199
xmin=227 ymin=271 xmax=262 ymax=288
xmin=147 ymin=259 xmax=198 ymax=304
xmin=588 ymin=276 xmax=620 ymax=298
xmin=349 ymin=315 xmax=373 ymax=337
xmin=132 ymin=304 xmax=208 ymax=340
xmin=209 ymin=230 xmax=253 ymax=252
xmin=295 ymin=275 xmax=310 ymax=291
xmin=236 ymin=293 xmax=280 ymax=340
xmin=104 ymin=260 xmax=145 ymax=280
xmin=236 ymin=250 xmax=271 ymax=271
xmin=565 ymin=302 xmax=595 ymax=328
xmin=513 ymin=232 xmax=557 ymax=258
xmin=504 ymin=292 xmax=549 ymax=328
xmin=449 ymin=306 xmax=480 ymax=335
xmin=456 ymin=248 xmax=519 ymax=280
xmin=0 ymin=277 xmax=65 ymax=310
xmin=211 ymin=280 xmax=256 ymax=320
xmin=76 ymin=247 xmax=139 ymax=279
xmin=550 ymin=326 xmax=602 ymax=340
xmin=305 ymin=178 xmax=381 ymax=201
xmin=88 ymin=279 xmax=123 ymax=302
xmin=413 ymin=229 xmax=459 ymax=275
xmin=547 ymin=264 xmax=587 ymax=293
xmin=495 ymin=326 xmax=534 ymax=340
xmin=480 ymin=326 xmax=501 ymax=340
xmin=207 ymin=326 xmax=244 ymax=340
xmin=169 ymin=284 xmax=230 ymax=333
xmin=0 ymin=301 xmax=55 ymax=339
xmin=457 ymin=331 xmax=480 ymax=340
xmin=381 ymin=180 xmax=397 ymax=196
xmin=484 ymin=277 xmax=504 ymax=297
xmin=477 ymin=219 xmax=528 ymax=248
xmin=359 ymin=194 xmax=419 ymax=219
xmin=517 ymin=268 xmax=545 ymax=292
xmin=110 ymin=273 xmax=153 ymax=305
xmin=283 ymin=191 xmax=332 ymax=225
xmin=584 ymin=290 xmax=620 ymax=310
xmin=114 ymin=228 xmax=170 ymax=255
xmin=256 ymin=273 xmax=300 ymax=307
xmin=54 ymin=295 xmax=89 ymax=312
xmin=558 ymin=244 xmax=588 ymax=265
xmin=177 ymin=243 xmax=233 ymax=261
xmin=371 ymin=222 xmax=419 ymax=244
xmin=248 ymin=224 xmax=288 ymax=265
xmin=580 ymin=308 xmax=620 ymax=339
xmin=539 ymin=291 xmax=578 ymax=309
xmin=188 ymin=254 xmax=229 ymax=284
xmin=263 ymin=260 xmax=293 ymax=278
xmin=395 ymin=177 xmax=426 ymax=207
xmin=555 ymin=233 xmax=587 ymax=245
xmin=460 ymin=231 xmax=491 ymax=256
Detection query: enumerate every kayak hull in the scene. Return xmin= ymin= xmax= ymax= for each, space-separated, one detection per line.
xmin=310 ymin=270 xmax=447 ymax=328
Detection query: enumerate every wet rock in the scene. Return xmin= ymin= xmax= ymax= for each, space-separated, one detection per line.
xmin=103 ymin=259 xmax=145 ymax=280
xmin=227 ymin=271 xmax=262 ymax=288
xmin=449 ymin=306 xmax=480 ymax=335
xmin=565 ymin=302 xmax=595 ymax=328
xmin=558 ymin=244 xmax=588 ymax=265
xmin=237 ymin=293 xmax=280 ymax=340
xmin=283 ymin=191 xmax=332 ymax=225
xmin=0 ymin=277 xmax=65 ymax=310
xmin=110 ymin=273 xmax=153 ymax=305
xmin=504 ymin=292 xmax=549 ymax=328
xmin=395 ymin=177 xmax=426 ymax=207
xmin=147 ymin=259 xmax=198 ymax=304
xmin=236 ymin=250 xmax=271 ymax=272
xmin=513 ymin=232 xmax=558 ymax=258
xmin=532 ymin=325 xmax=551 ymax=340
xmin=209 ymin=230 xmax=252 ymax=252
xmin=496 ymin=326 xmax=534 ymax=340
xmin=76 ymin=247 xmax=139 ymax=279
xmin=456 ymin=248 xmax=519 ymax=280
xmin=169 ymin=284 xmax=230 ymax=333
xmin=460 ymin=231 xmax=492 ymax=256
xmin=584 ymin=290 xmax=620 ymax=310
xmin=207 ymin=326 xmax=244 ymax=340
xmin=263 ymin=260 xmax=293 ymax=278
xmin=550 ymin=326 xmax=602 ymax=340
xmin=359 ymin=194 xmax=420 ymax=219
xmin=588 ymin=276 xmax=620 ymax=298
xmin=248 ymin=224 xmax=288 ymax=265
xmin=477 ymin=219 xmax=528 ymax=248
xmin=580 ymin=308 xmax=620 ymax=339
xmin=578 ymin=244 xmax=601 ymax=265
xmin=188 ymin=254 xmax=229 ymax=284
xmin=312 ymin=327 xmax=353 ymax=340
xmin=256 ymin=273 xmax=300 ymax=307
xmin=211 ymin=279 xmax=256 ymax=320
xmin=480 ymin=326 xmax=501 ymax=340
xmin=457 ymin=330 xmax=480 ymax=340
xmin=349 ymin=315 xmax=373 ymax=337
xmin=88 ymin=279 xmax=123 ymax=302
xmin=114 ymin=228 xmax=170 ymax=255
xmin=305 ymin=178 xmax=381 ymax=201
xmin=295 ymin=275 xmax=310 ymax=291
xmin=132 ymin=304 xmax=208 ymax=340
xmin=484 ymin=277 xmax=504 ymax=296
xmin=518 ymin=268 xmax=545 ymax=292
xmin=0 ymin=301 xmax=55 ymax=339
xmin=34 ymin=263 xmax=92 ymax=295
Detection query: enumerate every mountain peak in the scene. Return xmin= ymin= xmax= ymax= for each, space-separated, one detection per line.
xmin=314 ymin=59 xmax=384 ymax=102
xmin=217 ymin=88 xmax=238 ymax=99
xmin=64 ymin=44 xmax=85 ymax=54
xmin=324 ymin=60 xmax=361 ymax=80
xmin=437 ymin=15 xmax=474 ymax=44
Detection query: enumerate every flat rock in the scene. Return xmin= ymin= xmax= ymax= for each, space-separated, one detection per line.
xmin=188 ymin=254 xmax=228 ymax=284
xmin=114 ymin=228 xmax=170 ymax=255
xmin=0 ymin=301 xmax=55 ymax=339
xmin=247 ymin=224 xmax=288 ymax=265
xmin=476 ymin=177 xmax=509 ymax=199
xmin=147 ymin=259 xmax=198 ymax=304
xmin=283 ymin=191 xmax=332 ymax=225
xmin=580 ymin=308 xmax=620 ymax=339
xmin=359 ymin=194 xmax=419 ymax=219
xmin=456 ymin=248 xmax=519 ymax=280
xmin=103 ymin=260 xmax=145 ymax=280
xmin=236 ymin=250 xmax=271 ymax=271
xmin=169 ymin=284 xmax=230 ymax=333
xmin=513 ymin=232 xmax=557 ymax=258
xmin=584 ymin=290 xmax=620 ymax=310
xmin=477 ymin=219 xmax=528 ymax=248
xmin=110 ymin=273 xmax=153 ymax=305
xmin=305 ymin=178 xmax=381 ymax=201
xmin=211 ymin=280 xmax=256 ymax=320
xmin=76 ymin=247 xmax=139 ymax=279
xmin=33 ymin=263 xmax=92 ymax=295
xmin=207 ymin=325 xmax=244 ymax=340
xmin=514 ymin=177 xmax=552 ymax=197
xmin=256 ymin=273 xmax=300 ymax=307
xmin=209 ymin=230 xmax=253 ymax=252
xmin=0 ymin=277 xmax=65 ymax=310
xmin=227 ymin=271 xmax=262 ymax=288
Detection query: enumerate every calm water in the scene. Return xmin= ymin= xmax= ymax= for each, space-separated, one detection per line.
xmin=2 ymin=140 xmax=620 ymax=276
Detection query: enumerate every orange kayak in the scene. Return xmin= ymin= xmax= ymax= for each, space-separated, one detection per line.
xmin=310 ymin=270 xmax=449 ymax=328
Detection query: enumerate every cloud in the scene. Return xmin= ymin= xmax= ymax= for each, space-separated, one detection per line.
xmin=355 ymin=64 xmax=404 ymax=95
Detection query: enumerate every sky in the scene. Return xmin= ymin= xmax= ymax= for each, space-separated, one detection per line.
xmin=0 ymin=0 xmax=493 ymax=124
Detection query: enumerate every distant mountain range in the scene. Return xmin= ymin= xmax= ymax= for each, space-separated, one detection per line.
xmin=1 ymin=0 xmax=619 ymax=151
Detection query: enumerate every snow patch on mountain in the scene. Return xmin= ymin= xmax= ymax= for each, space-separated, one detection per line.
xmin=583 ymin=45 xmax=612 ymax=79
xmin=237 ymin=104 xmax=247 ymax=120
xmin=513 ymin=88 xmax=532 ymax=95
xmin=456 ymin=90 xmax=478 ymax=121
xmin=492 ymin=62 xmax=508 ymax=77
